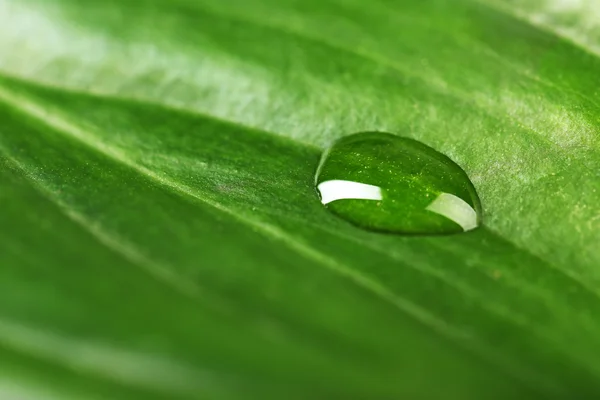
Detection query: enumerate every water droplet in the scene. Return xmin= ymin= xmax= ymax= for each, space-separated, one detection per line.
xmin=315 ymin=132 xmax=482 ymax=235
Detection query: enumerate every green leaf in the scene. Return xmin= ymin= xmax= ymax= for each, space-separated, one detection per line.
xmin=1 ymin=0 xmax=599 ymax=398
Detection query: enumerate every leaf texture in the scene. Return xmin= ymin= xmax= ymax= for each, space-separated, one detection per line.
xmin=1 ymin=0 xmax=599 ymax=398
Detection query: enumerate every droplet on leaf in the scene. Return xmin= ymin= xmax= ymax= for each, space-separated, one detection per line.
xmin=315 ymin=132 xmax=481 ymax=235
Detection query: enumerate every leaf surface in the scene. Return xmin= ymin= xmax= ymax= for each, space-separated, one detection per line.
xmin=1 ymin=0 xmax=599 ymax=398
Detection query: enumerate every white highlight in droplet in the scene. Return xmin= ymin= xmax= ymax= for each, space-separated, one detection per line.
xmin=317 ymin=180 xmax=383 ymax=205
xmin=425 ymin=192 xmax=478 ymax=231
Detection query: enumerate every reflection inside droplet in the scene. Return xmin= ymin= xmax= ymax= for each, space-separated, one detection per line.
xmin=425 ymin=193 xmax=478 ymax=231
xmin=317 ymin=180 xmax=383 ymax=205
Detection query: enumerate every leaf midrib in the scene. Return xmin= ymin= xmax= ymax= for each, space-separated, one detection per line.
xmin=7 ymin=70 xmax=600 ymax=309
